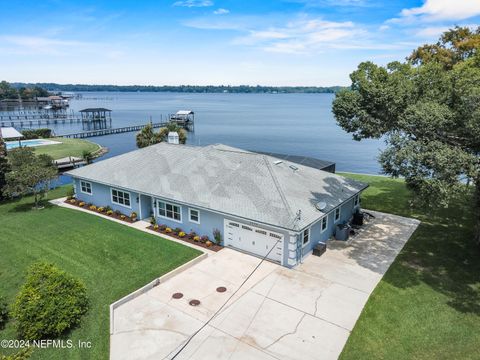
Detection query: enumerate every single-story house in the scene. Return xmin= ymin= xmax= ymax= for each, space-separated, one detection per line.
xmin=67 ymin=143 xmax=368 ymax=267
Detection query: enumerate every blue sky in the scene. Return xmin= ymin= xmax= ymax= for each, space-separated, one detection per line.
xmin=1 ymin=0 xmax=479 ymax=86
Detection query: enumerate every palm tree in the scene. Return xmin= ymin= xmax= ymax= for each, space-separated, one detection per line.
xmin=136 ymin=123 xmax=163 ymax=148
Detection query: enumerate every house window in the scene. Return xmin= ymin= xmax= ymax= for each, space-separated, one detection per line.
xmin=80 ymin=181 xmax=92 ymax=195
xmin=302 ymin=228 xmax=310 ymax=246
xmin=189 ymin=208 xmax=200 ymax=224
xmin=321 ymin=216 xmax=328 ymax=232
xmin=111 ymin=189 xmax=130 ymax=207
xmin=334 ymin=207 xmax=341 ymax=223
xmin=354 ymin=194 xmax=360 ymax=207
xmin=158 ymin=200 xmax=181 ymax=222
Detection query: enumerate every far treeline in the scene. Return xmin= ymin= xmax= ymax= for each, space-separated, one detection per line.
xmin=0 ymin=81 xmax=49 ymax=100
xmin=10 ymin=83 xmax=344 ymax=94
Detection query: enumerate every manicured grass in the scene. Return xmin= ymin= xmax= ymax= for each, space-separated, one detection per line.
xmin=33 ymin=137 xmax=101 ymax=160
xmin=339 ymin=173 xmax=480 ymax=360
xmin=0 ymin=187 xmax=201 ymax=360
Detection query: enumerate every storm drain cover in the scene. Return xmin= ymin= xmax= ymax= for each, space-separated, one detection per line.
xmin=189 ymin=299 xmax=201 ymax=306
xmin=216 ymin=286 xmax=227 ymax=293
xmin=172 ymin=292 xmax=183 ymax=299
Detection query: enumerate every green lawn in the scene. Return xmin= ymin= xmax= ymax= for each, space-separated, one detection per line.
xmin=32 ymin=137 xmax=101 ymax=160
xmin=339 ymin=173 xmax=480 ymax=360
xmin=0 ymin=187 xmax=201 ymax=360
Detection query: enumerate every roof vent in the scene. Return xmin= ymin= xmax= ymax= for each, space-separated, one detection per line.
xmin=289 ymin=164 xmax=298 ymax=171
xmin=274 ymin=160 xmax=283 ymax=165
xmin=315 ymin=201 xmax=327 ymax=211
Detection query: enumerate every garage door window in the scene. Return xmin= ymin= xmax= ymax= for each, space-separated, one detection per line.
xmin=302 ymin=228 xmax=310 ymax=246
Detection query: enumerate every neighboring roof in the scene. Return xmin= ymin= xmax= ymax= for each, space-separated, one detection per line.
xmin=0 ymin=127 xmax=23 ymax=139
xmin=255 ymin=151 xmax=335 ymax=172
xmin=79 ymin=108 xmax=112 ymax=112
xmin=67 ymin=143 xmax=367 ymax=231
xmin=175 ymin=110 xmax=194 ymax=115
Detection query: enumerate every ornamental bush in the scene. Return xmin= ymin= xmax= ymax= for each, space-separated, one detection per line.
xmin=178 ymin=231 xmax=186 ymax=237
xmin=0 ymin=296 xmax=8 ymax=329
xmin=11 ymin=262 xmax=89 ymax=340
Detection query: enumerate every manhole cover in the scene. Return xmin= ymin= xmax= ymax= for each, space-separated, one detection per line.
xmin=216 ymin=286 xmax=227 ymax=293
xmin=189 ymin=299 xmax=201 ymax=306
xmin=172 ymin=292 xmax=183 ymax=299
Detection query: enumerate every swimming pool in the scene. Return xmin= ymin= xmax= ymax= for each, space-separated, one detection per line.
xmin=5 ymin=139 xmax=62 ymax=150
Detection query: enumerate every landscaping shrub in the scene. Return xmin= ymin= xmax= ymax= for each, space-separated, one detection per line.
xmin=0 ymin=348 xmax=33 ymax=360
xmin=174 ymin=227 xmax=182 ymax=234
xmin=89 ymin=205 xmax=97 ymax=211
xmin=131 ymin=212 xmax=137 ymax=219
xmin=165 ymin=227 xmax=172 ymax=233
xmin=120 ymin=214 xmax=126 ymax=220
xmin=78 ymin=201 xmax=85 ymax=207
xmin=66 ymin=186 xmax=75 ymax=200
xmin=150 ymin=216 xmax=156 ymax=225
xmin=188 ymin=231 xmax=196 ymax=239
xmin=97 ymin=207 xmax=105 ymax=213
xmin=159 ymin=224 xmax=166 ymax=231
xmin=200 ymin=235 xmax=209 ymax=243
xmin=114 ymin=210 xmax=121 ymax=216
xmin=106 ymin=210 xmax=113 ymax=216
xmin=0 ymin=296 xmax=8 ymax=329
xmin=153 ymin=224 xmax=159 ymax=230
xmin=11 ymin=262 xmax=89 ymax=340
xmin=213 ymin=228 xmax=222 ymax=245
xmin=193 ymin=235 xmax=200 ymax=242
xmin=178 ymin=231 xmax=186 ymax=237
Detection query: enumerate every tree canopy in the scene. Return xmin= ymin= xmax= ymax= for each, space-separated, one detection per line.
xmin=3 ymin=147 xmax=57 ymax=208
xmin=332 ymin=26 xmax=480 ymax=244
xmin=0 ymin=81 xmax=49 ymax=100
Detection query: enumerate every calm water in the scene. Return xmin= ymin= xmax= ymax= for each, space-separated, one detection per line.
xmin=45 ymin=92 xmax=384 ymax=177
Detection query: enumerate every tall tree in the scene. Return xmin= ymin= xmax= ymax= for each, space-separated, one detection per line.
xmin=332 ymin=26 xmax=480 ymax=246
xmin=3 ymin=148 xmax=57 ymax=209
xmin=136 ymin=123 xmax=163 ymax=148
xmin=0 ymin=137 xmax=10 ymax=202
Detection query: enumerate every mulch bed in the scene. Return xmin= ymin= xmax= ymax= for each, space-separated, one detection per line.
xmin=64 ymin=198 xmax=136 ymax=223
xmin=147 ymin=225 xmax=223 ymax=252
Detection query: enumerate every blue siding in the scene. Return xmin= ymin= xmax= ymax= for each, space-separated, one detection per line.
xmin=300 ymin=197 xmax=358 ymax=257
xmin=74 ymin=179 xmax=140 ymax=217
xmin=72 ymin=176 xmax=360 ymax=268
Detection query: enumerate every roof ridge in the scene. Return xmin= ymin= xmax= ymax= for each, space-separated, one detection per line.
xmin=262 ymin=155 xmax=295 ymax=222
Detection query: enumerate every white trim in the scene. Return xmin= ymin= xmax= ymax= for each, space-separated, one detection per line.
xmin=301 ymin=227 xmax=310 ymax=247
xmin=320 ymin=216 xmax=328 ymax=233
xmin=334 ymin=207 xmax=341 ymax=223
xmin=138 ymin=195 xmax=143 ymax=219
xmin=80 ymin=180 xmax=92 ymax=195
xmin=354 ymin=194 xmax=360 ymax=207
xmin=111 ymin=188 xmax=132 ymax=209
xmin=157 ymin=199 xmax=182 ymax=223
xmin=188 ymin=208 xmax=200 ymax=224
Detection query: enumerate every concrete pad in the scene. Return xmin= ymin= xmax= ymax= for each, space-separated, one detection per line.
xmin=111 ymin=211 xmax=420 ymax=360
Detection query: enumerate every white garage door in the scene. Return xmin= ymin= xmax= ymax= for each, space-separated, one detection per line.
xmin=224 ymin=220 xmax=283 ymax=264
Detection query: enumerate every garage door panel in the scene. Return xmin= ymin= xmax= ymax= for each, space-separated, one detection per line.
xmin=224 ymin=220 xmax=283 ymax=264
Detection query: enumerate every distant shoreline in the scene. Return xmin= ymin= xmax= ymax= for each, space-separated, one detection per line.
xmin=10 ymin=82 xmax=345 ymax=94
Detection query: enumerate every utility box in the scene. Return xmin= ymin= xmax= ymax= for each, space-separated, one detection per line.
xmin=335 ymin=223 xmax=350 ymax=241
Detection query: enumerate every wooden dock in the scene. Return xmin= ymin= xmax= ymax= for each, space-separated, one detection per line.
xmin=0 ymin=117 xmax=81 ymax=127
xmin=59 ymin=120 xmax=193 ymax=139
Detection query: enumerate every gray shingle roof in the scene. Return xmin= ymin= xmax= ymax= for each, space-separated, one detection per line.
xmin=66 ymin=143 xmax=367 ymax=231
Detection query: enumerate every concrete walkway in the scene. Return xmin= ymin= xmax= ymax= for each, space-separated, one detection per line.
xmin=110 ymin=211 xmax=420 ymax=360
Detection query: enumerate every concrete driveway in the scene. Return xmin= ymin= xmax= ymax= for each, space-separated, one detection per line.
xmin=111 ymin=211 xmax=419 ymax=360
